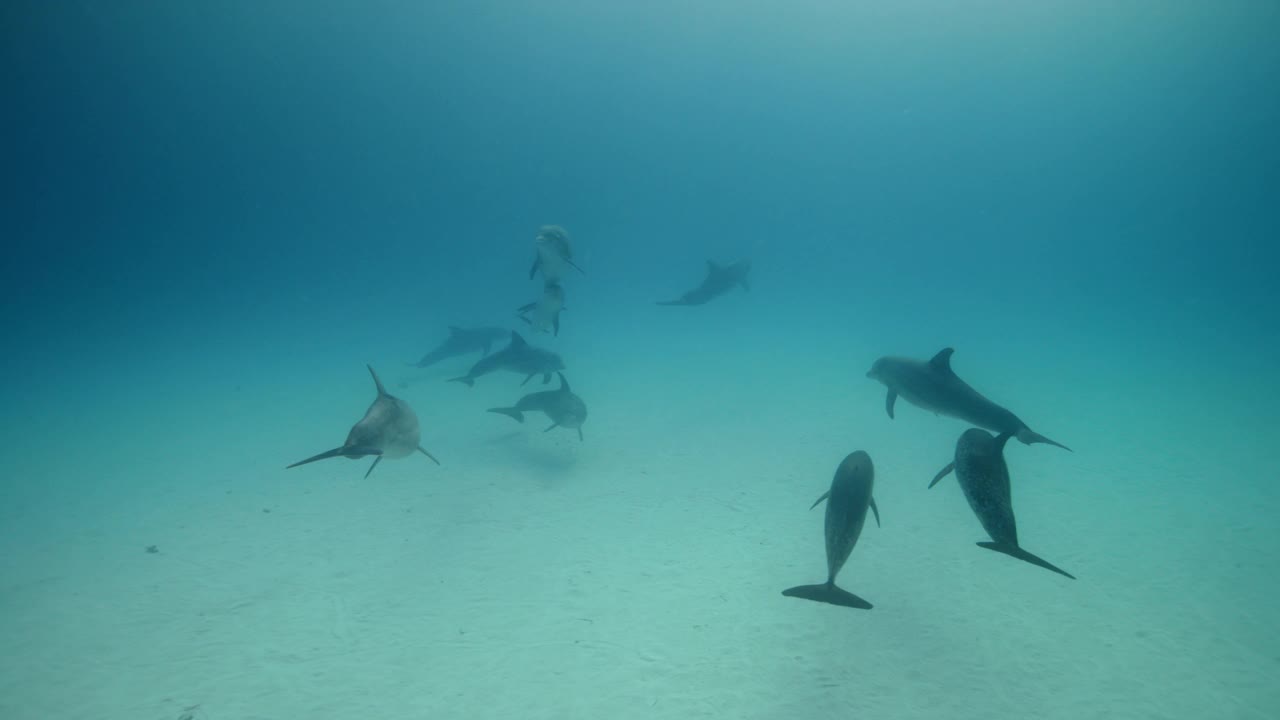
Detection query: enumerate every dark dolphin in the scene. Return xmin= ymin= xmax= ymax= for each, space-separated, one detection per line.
xmin=866 ymin=348 xmax=1070 ymax=450
xmin=516 ymin=281 xmax=565 ymax=337
xmin=288 ymin=365 xmax=440 ymax=478
xmin=656 ymin=259 xmax=751 ymax=306
xmin=782 ymin=450 xmax=881 ymax=610
xmin=448 ymin=331 xmax=565 ymax=388
xmin=486 ymin=372 xmax=588 ymax=440
xmin=410 ymin=326 xmax=508 ymax=368
xmin=930 ymin=428 xmax=1074 ymax=579
xmin=529 ymin=225 xmax=584 ymax=282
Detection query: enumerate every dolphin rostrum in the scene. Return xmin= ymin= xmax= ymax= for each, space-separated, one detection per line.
xmin=487 ymin=372 xmax=588 ymax=440
xmin=288 ymin=365 xmax=440 ymax=478
xmin=529 ymin=225 xmax=583 ymax=282
xmin=930 ymin=428 xmax=1074 ymax=579
xmin=656 ymin=259 xmax=751 ymax=306
xmin=448 ymin=331 xmax=565 ymax=388
xmin=516 ymin=281 xmax=565 ymax=337
xmin=410 ymin=326 xmax=508 ymax=368
xmin=866 ymin=348 xmax=1070 ymax=450
xmin=782 ymin=450 xmax=881 ymax=610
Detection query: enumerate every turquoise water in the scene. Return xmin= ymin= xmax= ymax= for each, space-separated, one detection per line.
xmin=3 ymin=2 xmax=1278 ymax=718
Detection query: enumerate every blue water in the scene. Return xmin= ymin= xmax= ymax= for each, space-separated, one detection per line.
xmin=3 ymin=2 xmax=1278 ymax=718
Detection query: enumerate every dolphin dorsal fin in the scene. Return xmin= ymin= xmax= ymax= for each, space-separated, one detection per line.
xmin=509 ymin=330 xmax=528 ymax=347
xmin=557 ymin=372 xmax=570 ymax=393
xmin=706 ymin=260 xmax=723 ymax=273
xmin=929 ymin=348 xmax=956 ymax=373
xmin=367 ymin=365 xmax=388 ymax=396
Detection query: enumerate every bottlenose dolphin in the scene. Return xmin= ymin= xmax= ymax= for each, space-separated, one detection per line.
xmin=516 ymin=281 xmax=565 ymax=337
xmin=782 ymin=450 xmax=881 ymax=610
xmin=487 ymin=372 xmax=588 ymax=440
xmin=930 ymin=428 xmax=1074 ymax=579
xmin=529 ymin=225 xmax=584 ymax=282
xmin=656 ymin=259 xmax=751 ymax=306
xmin=287 ymin=365 xmax=440 ymax=478
xmin=866 ymin=348 xmax=1070 ymax=450
xmin=449 ymin=331 xmax=565 ymax=387
xmin=410 ymin=326 xmax=508 ymax=368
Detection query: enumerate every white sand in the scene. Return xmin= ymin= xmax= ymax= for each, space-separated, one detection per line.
xmin=1 ymin=320 xmax=1277 ymax=719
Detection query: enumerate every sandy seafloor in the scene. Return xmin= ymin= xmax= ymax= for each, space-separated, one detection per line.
xmin=2 ymin=297 xmax=1278 ymax=720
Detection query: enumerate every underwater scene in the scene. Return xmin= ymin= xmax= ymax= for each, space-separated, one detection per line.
xmin=2 ymin=2 xmax=1278 ymax=719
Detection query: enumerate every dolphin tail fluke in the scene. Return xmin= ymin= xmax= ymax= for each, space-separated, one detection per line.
xmin=363 ymin=456 xmax=382 ymax=479
xmin=487 ymin=407 xmax=525 ymax=423
xmin=977 ymin=542 xmax=1076 ymax=579
xmin=1016 ymin=428 xmax=1072 ymax=452
xmin=448 ymin=375 xmax=476 ymax=387
xmin=782 ymin=582 xmax=872 ymax=610
xmin=287 ymin=445 xmax=381 ymax=469
xmin=417 ymin=446 xmax=441 ymax=465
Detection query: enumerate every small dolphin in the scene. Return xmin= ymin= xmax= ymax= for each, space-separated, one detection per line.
xmin=782 ymin=450 xmax=881 ymax=610
xmin=288 ymin=365 xmax=440 ymax=478
xmin=487 ymin=372 xmax=588 ymax=440
xmin=930 ymin=428 xmax=1074 ymax=579
xmin=410 ymin=326 xmax=508 ymax=368
xmin=866 ymin=348 xmax=1070 ymax=450
xmin=529 ymin=225 xmax=584 ymax=282
xmin=657 ymin=259 xmax=751 ymax=306
xmin=449 ymin=331 xmax=565 ymax=388
xmin=516 ymin=281 xmax=565 ymax=337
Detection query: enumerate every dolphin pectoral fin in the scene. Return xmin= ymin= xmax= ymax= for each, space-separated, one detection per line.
xmin=417 ymin=446 xmax=441 ymax=465
xmin=782 ymin=582 xmax=872 ymax=610
xmin=448 ymin=375 xmax=476 ymax=387
xmin=977 ymin=542 xmax=1076 ymax=579
xmin=553 ymin=314 xmax=560 ymax=336
xmin=517 ymin=302 xmax=537 ymax=313
xmin=568 ymin=259 xmax=585 ymax=275
xmin=869 ymin=497 xmax=881 ymax=528
xmin=286 ymin=446 xmax=353 ymax=469
xmin=808 ymin=490 xmax=831 ymax=510
xmin=363 ymin=456 xmax=383 ymax=479
xmin=577 ymin=427 xmax=583 ymax=441
xmin=520 ymin=374 xmax=535 ymax=386
xmin=656 ymin=298 xmax=686 ymax=306
xmin=928 ymin=462 xmax=956 ymax=488
xmin=543 ymin=422 xmax=559 ymax=432
xmin=1016 ymin=427 xmax=1072 ymax=452
xmin=542 ymin=373 xmax=552 ymax=384
xmin=481 ymin=341 xmax=493 ymax=355
xmin=487 ymin=407 xmax=525 ymax=423
xmin=885 ymin=390 xmax=898 ymax=419
xmin=529 ymin=256 xmax=540 ymax=279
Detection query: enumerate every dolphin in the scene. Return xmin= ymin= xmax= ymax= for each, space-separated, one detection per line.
xmin=782 ymin=450 xmax=881 ymax=610
xmin=657 ymin=259 xmax=751 ymax=306
xmin=516 ymin=281 xmax=565 ymax=337
xmin=448 ymin=331 xmax=565 ymax=388
xmin=529 ymin=225 xmax=584 ymax=282
xmin=410 ymin=326 xmax=508 ymax=368
xmin=930 ymin=428 xmax=1074 ymax=579
xmin=866 ymin=348 xmax=1070 ymax=450
xmin=287 ymin=365 xmax=440 ymax=478
xmin=487 ymin=372 xmax=588 ymax=440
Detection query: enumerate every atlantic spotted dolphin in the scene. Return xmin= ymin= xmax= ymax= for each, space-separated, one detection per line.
xmin=517 ymin=281 xmax=565 ymax=337
xmin=930 ymin=428 xmax=1074 ymax=579
xmin=410 ymin=326 xmax=508 ymax=368
xmin=449 ymin=331 xmax=565 ymax=387
xmin=782 ymin=450 xmax=881 ymax=610
xmin=866 ymin=348 xmax=1070 ymax=450
xmin=487 ymin=372 xmax=588 ymax=440
xmin=288 ymin=365 xmax=440 ymax=478
xmin=529 ymin=225 xmax=583 ymax=283
xmin=656 ymin=259 xmax=751 ymax=306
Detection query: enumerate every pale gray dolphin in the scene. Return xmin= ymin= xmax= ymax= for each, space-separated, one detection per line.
xmin=656 ymin=259 xmax=751 ymax=306
xmin=866 ymin=348 xmax=1070 ymax=451
xmin=782 ymin=450 xmax=881 ymax=610
xmin=516 ymin=281 xmax=565 ymax=337
xmin=486 ymin=372 xmax=588 ymax=440
xmin=410 ymin=326 xmax=508 ymax=368
xmin=930 ymin=429 xmax=1074 ymax=579
xmin=529 ymin=225 xmax=583 ymax=282
xmin=448 ymin=331 xmax=565 ymax=388
xmin=288 ymin=366 xmax=440 ymax=478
